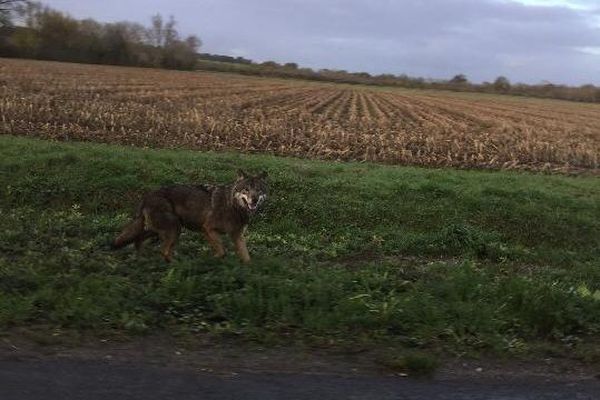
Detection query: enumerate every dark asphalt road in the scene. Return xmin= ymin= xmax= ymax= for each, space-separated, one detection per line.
xmin=0 ymin=359 xmax=598 ymax=400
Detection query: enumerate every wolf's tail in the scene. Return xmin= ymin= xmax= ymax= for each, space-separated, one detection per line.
xmin=111 ymin=213 xmax=145 ymax=249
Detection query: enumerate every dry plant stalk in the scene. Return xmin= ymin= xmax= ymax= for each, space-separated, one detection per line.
xmin=1 ymin=58 xmax=598 ymax=173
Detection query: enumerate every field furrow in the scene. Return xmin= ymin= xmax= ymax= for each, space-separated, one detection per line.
xmin=1 ymin=58 xmax=599 ymax=173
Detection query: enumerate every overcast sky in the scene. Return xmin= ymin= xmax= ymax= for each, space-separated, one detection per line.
xmin=41 ymin=0 xmax=600 ymax=85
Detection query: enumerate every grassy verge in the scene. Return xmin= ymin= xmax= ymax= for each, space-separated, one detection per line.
xmin=1 ymin=136 xmax=599 ymax=359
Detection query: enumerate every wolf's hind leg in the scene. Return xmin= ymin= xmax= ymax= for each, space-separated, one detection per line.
xmin=158 ymin=222 xmax=180 ymax=263
xmin=147 ymin=210 xmax=181 ymax=263
xmin=134 ymin=231 xmax=157 ymax=252
xmin=159 ymin=230 xmax=179 ymax=263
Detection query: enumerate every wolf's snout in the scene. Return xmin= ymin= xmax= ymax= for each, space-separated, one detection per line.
xmin=248 ymin=199 xmax=258 ymax=210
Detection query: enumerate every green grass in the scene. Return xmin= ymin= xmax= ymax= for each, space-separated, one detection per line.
xmin=1 ymin=135 xmax=599 ymax=356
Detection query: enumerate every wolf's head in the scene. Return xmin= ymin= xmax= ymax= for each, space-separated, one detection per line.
xmin=232 ymin=169 xmax=268 ymax=214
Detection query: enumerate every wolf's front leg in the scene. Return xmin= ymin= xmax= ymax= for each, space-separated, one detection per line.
xmin=203 ymin=228 xmax=226 ymax=258
xmin=231 ymin=232 xmax=251 ymax=264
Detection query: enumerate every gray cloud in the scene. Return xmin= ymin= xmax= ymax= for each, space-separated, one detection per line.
xmin=41 ymin=0 xmax=600 ymax=84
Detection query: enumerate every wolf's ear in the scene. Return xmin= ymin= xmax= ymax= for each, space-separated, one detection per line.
xmin=259 ymin=170 xmax=268 ymax=179
xmin=237 ymin=169 xmax=248 ymax=179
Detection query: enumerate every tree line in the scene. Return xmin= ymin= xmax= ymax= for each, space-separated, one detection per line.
xmin=0 ymin=1 xmax=200 ymax=70
xmin=196 ymin=59 xmax=600 ymax=103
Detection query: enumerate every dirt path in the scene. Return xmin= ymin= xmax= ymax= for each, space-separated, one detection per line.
xmin=1 ymin=334 xmax=598 ymax=399
xmin=1 ymin=358 xmax=599 ymax=400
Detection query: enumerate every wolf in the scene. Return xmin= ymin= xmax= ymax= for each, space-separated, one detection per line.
xmin=111 ymin=170 xmax=268 ymax=263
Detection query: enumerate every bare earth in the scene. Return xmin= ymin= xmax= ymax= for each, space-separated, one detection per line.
xmin=1 ymin=334 xmax=598 ymax=400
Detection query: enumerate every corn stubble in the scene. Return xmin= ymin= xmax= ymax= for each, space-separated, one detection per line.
xmin=1 ymin=58 xmax=598 ymax=173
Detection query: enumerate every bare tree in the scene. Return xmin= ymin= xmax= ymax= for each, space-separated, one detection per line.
xmin=147 ymin=14 xmax=163 ymax=47
xmin=0 ymin=0 xmax=25 ymax=26
xmin=184 ymin=34 xmax=201 ymax=51
xmin=449 ymin=74 xmax=469 ymax=85
xmin=493 ymin=76 xmax=511 ymax=92
xmin=2 ymin=3 xmax=201 ymax=71
xmin=0 ymin=0 xmax=24 ymax=12
xmin=163 ymin=15 xmax=178 ymax=47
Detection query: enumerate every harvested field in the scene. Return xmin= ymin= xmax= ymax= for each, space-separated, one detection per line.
xmin=1 ymin=58 xmax=599 ymax=173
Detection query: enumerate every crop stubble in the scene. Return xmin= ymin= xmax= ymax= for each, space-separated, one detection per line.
xmin=1 ymin=58 xmax=598 ymax=172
